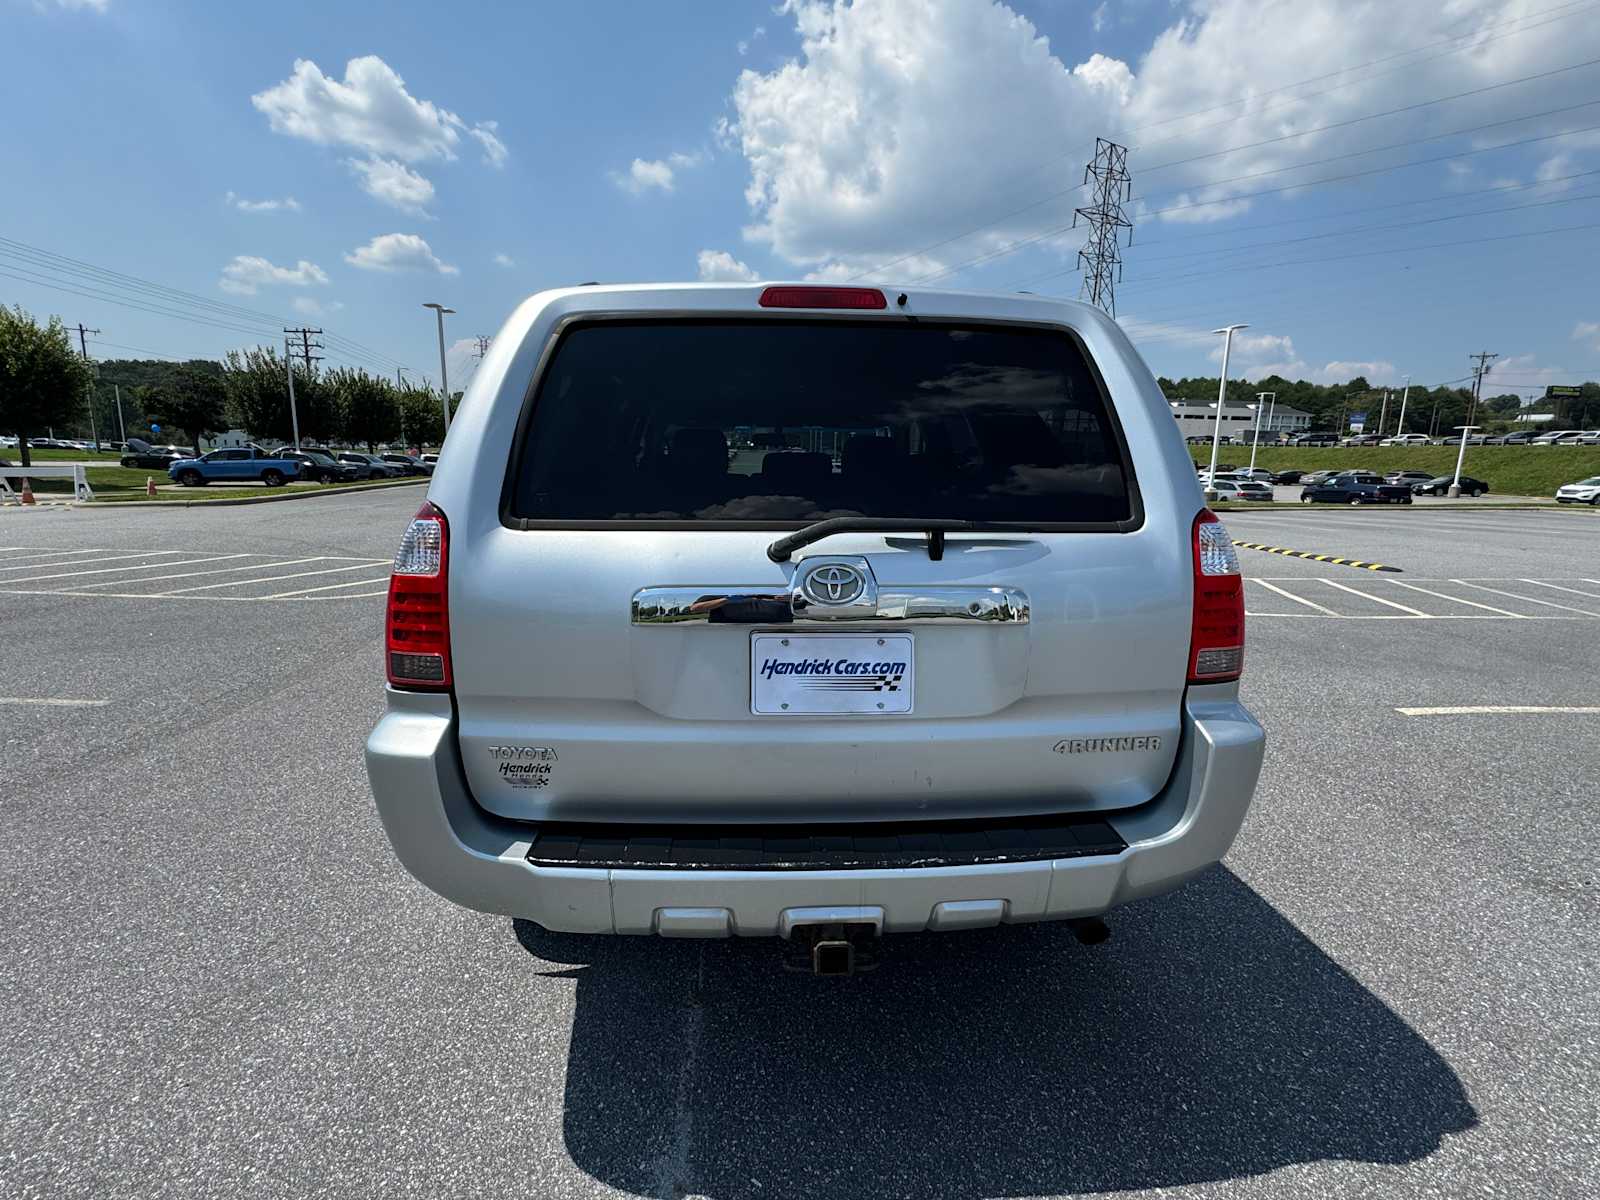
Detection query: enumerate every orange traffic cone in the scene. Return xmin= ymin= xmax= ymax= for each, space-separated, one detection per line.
xmin=146 ymin=476 xmax=157 ymax=497
xmin=20 ymin=478 xmax=35 ymax=505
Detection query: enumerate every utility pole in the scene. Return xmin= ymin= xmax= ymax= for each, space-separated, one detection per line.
xmin=1377 ymin=390 xmax=1390 ymax=438
xmin=114 ymin=384 xmax=126 ymax=443
xmin=1395 ymin=375 xmax=1411 ymax=436
xmin=283 ymin=327 xmax=324 ymax=449
xmin=473 ymin=334 xmax=491 ymax=359
xmin=1467 ymin=351 xmax=1497 ymax=429
xmin=1072 ymin=138 xmax=1134 ymax=316
xmin=73 ymin=323 xmax=102 ymax=449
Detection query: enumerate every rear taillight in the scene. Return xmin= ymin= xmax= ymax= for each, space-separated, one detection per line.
xmin=386 ymin=501 xmax=451 ymax=690
xmin=1189 ymin=510 xmax=1244 ymax=684
xmin=758 ymin=285 xmax=887 ymax=310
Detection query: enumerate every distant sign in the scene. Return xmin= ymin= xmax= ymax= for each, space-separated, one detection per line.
xmin=1349 ymin=412 xmax=1366 ymax=432
xmin=1546 ymin=385 xmax=1582 ymax=398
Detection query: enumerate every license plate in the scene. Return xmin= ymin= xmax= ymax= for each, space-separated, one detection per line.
xmin=751 ymin=633 xmax=913 ymax=715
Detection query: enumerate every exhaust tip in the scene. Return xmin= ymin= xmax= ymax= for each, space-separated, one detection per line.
xmin=1068 ymin=916 xmax=1111 ymax=946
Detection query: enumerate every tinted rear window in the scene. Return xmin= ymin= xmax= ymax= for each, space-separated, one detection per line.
xmin=506 ymin=320 xmax=1134 ymax=525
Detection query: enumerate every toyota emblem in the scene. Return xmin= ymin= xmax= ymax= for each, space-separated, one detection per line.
xmin=802 ymin=563 xmax=866 ymax=605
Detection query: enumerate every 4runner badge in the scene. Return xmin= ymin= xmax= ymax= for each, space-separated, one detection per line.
xmin=1053 ymin=736 xmax=1162 ymax=754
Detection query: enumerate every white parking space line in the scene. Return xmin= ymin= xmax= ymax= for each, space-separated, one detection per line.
xmin=1396 ymin=705 xmax=1600 ymax=716
xmin=0 ymin=697 xmax=109 ymax=707
xmin=1451 ymin=581 xmax=1600 ymax=616
xmin=1317 ymin=578 xmax=1428 ymax=616
xmin=70 ymin=557 xmax=327 ymax=589
xmin=5 ymin=553 xmax=254 ymax=584
xmin=156 ymin=562 xmax=386 ymax=594
xmin=1385 ymin=580 xmax=1529 ymax=617
xmin=0 ymin=549 xmax=108 ymax=564
xmin=262 ymin=577 xmax=393 ymax=598
xmin=0 ymin=551 xmax=185 ymax=573
xmin=1520 ymin=579 xmax=1600 ymax=600
xmin=1248 ymin=578 xmax=1339 ymax=615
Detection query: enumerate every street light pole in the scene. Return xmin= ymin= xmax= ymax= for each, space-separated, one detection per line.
xmin=1251 ymin=390 xmax=1276 ymax=472
xmin=423 ymin=303 xmax=456 ymax=438
xmin=1247 ymin=401 xmax=1265 ymax=474
xmin=1396 ymin=375 xmax=1411 ymax=436
xmin=1449 ymin=426 xmax=1479 ymax=498
xmin=1206 ymin=324 xmax=1248 ymax=502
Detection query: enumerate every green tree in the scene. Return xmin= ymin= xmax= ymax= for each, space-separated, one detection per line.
xmin=397 ymin=385 xmax=453 ymax=448
xmin=329 ymin=368 xmax=400 ymax=451
xmin=139 ymin=366 xmax=228 ymax=456
xmin=222 ymin=346 xmax=292 ymax=442
xmin=0 ymin=305 xmax=92 ymax=467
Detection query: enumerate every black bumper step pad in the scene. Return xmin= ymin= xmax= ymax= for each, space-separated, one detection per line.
xmin=524 ymin=811 xmax=1127 ymax=872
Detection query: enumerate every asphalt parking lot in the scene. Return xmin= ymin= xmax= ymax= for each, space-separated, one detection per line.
xmin=2 ymin=495 xmax=1597 ymax=1199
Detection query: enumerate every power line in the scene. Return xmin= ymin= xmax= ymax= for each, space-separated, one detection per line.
xmin=1134 ymin=54 xmax=1600 ymax=178
xmin=914 ymin=104 xmax=1600 ymax=288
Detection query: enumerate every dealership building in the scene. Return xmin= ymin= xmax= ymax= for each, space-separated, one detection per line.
xmin=1167 ymin=399 xmax=1314 ymax=441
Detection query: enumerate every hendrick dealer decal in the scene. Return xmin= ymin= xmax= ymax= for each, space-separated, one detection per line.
xmin=751 ymin=633 xmax=915 ymax=714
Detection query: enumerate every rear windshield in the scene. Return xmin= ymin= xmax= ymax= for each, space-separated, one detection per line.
xmin=505 ymin=320 xmax=1134 ymax=526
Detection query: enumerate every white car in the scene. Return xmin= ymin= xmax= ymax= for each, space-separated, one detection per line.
xmin=1533 ymin=430 xmax=1586 ymax=445
xmin=1378 ymin=433 xmax=1430 ymax=446
xmin=364 ymin=283 xmax=1265 ymax=972
xmin=1211 ymin=479 xmax=1273 ymax=501
xmin=1555 ymin=476 xmax=1600 ymax=504
xmin=1232 ymin=467 xmax=1275 ymax=483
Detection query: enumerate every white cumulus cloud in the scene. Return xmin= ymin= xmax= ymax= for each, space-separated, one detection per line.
xmin=292 ymin=296 xmax=344 ymax=316
xmin=697 ymin=250 xmax=759 ymax=282
xmin=492 ymin=251 xmax=516 ymax=267
xmin=343 ymin=233 xmax=458 ymax=275
xmin=218 ymin=255 xmax=329 ymax=295
xmin=614 ymin=157 xmax=677 ymax=194
xmin=252 ymin=55 xmax=507 ymax=167
xmin=722 ymin=0 xmax=1600 ymax=280
xmin=348 ymin=157 xmax=435 ymax=215
xmin=225 ymin=191 xmax=302 ymax=214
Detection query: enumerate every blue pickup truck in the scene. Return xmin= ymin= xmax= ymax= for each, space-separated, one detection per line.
xmin=168 ymin=447 xmax=304 ymax=487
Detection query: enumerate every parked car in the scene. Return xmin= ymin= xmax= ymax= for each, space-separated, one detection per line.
xmin=1411 ymin=475 xmax=1489 ymax=497
xmin=1288 ymin=433 xmax=1337 ymax=447
xmin=1211 ymin=479 xmax=1273 ymax=502
xmin=380 ymin=453 xmax=433 ymax=476
xmin=1384 ymin=470 xmax=1436 ymax=488
xmin=1298 ymin=469 xmax=1337 ymax=487
xmin=1378 ymin=434 xmax=1431 ymax=446
xmin=119 ymin=438 xmax=189 ymax=469
xmin=1485 ymin=431 xmax=1532 ymax=445
xmin=1232 ymin=467 xmax=1274 ymax=483
xmin=1269 ymin=469 xmax=1303 ymax=484
xmin=1300 ymin=472 xmax=1412 ymax=504
xmin=1533 ymin=430 xmax=1587 ymax=445
xmin=336 ymin=452 xmax=400 ymax=479
xmin=167 ymin=447 xmax=304 ymax=487
xmin=420 ymin=453 xmax=440 ymax=465
xmin=362 ymin=282 xmax=1266 ymax=964
xmin=276 ymin=450 xmax=360 ymax=483
xmin=1554 ymin=476 xmax=1600 ymax=504
xmin=1339 ymin=434 xmax=1382 ymax=447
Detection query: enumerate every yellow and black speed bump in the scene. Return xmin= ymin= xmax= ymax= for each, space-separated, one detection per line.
xmin=1232 ymin=541 xmax=1402 ymax=573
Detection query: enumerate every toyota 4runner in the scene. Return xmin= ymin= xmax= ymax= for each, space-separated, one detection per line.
xmin=365 ymin=283 xmax=1265 ymax=965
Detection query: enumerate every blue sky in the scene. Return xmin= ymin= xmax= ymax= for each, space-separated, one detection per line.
xmin=5 ymin=0 xmax=1600 ymax=401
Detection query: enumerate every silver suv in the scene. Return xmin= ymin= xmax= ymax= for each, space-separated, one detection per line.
xmin=365 ymin=283 xmax=1264 ymax=970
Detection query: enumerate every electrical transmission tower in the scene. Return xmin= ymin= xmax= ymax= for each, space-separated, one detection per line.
xmin=1072 ymin=138 xmax=1134 ymax=316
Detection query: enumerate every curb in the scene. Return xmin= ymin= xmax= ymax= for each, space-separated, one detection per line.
xmin=1233 ymin=541 xmax=1401 ymax=572
xmin=84 ymin=478 xmax=427 ymax=509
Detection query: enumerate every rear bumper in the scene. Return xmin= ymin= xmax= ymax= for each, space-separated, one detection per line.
xmin=364 ymin=688 xmax=1264 ymax=937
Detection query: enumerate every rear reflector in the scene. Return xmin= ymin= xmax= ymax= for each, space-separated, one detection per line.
xmin=758 ymin=286 xmax=887 ymax=310
xmin=1189 ymin=510 xmax=1244 ymax=683
xmin=386 ymin=501 xmax=452 ymax=690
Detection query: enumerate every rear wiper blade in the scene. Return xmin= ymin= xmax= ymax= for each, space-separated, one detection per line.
xmin=766 ymin=518 xmax=986 ymax=563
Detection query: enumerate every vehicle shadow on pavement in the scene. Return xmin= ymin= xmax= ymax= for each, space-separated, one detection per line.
xmin=513 ymin=865 xmax=1476 ymax=1198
